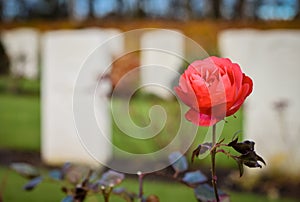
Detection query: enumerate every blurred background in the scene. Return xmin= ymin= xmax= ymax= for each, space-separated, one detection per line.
xmin=0 ymin=0 xmax=300 ymax=201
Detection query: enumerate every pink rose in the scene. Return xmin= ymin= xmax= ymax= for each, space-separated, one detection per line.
xmin=174 ymin=56 xmax=253 ymax=126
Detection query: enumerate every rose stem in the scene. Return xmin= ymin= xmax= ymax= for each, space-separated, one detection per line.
xmin=101 ymin=186 xmax=112 ymax=202
xmin=211 ymin=124 xmax=220 ymax=202
xmin=137 ymin=171 xmax=144 ymax=202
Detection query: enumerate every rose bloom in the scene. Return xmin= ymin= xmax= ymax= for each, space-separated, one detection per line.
xmin=174 ymin=56 xmax=253 ymax=126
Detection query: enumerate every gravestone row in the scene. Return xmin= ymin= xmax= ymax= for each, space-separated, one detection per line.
xmin=40 ymin=28 xmax=185 ymax=166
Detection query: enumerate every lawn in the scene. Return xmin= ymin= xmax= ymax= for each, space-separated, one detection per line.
xmin=112 ymin=93 xmax=244 ymax=168
xmin=0 ymin=90 xmax=243 ymax=167
xmin=0 ymin=93 xmax=40 ymax=150
xmin=0 ymin=166 xmax=298 ymax=202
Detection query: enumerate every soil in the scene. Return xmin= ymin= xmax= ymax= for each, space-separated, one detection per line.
xmin=0 ymin=149 xmax=42 ymax=167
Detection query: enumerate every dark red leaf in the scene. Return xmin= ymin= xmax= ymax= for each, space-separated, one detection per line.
xmin=192 ymin=143 xmax=212 ymax=163
xmin=228 ymin=138 xmax=255 ymax=154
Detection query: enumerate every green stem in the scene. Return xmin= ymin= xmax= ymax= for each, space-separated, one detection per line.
xmin=137 ymin=171 xmax=144 ymax=202
xmin=211 ymin=124 xmax=220 ymax=202
xmin=101 ymin=187 xmax=112 ymax=202
xmin=104 ymin=193 xmax=109 ymax=202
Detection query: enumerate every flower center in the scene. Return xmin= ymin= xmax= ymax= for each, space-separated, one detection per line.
xmin=203 ymin=68 xmax=219 ymax=87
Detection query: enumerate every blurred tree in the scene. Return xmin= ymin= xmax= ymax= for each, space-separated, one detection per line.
xmin=1 ymin=0 xmax=299 ymax=22
xmin=233 ymin=0 xmax=245 ymax=19
xmin=0 ymin=0 xmax=25 ymax=21
xmin=220 ymin=0 xmax=246 ymax=20
xmin=87 ymin=0 xmax=95 ymax=19
xmin=184 ymin=0 xmax=192 ymax=20
xmin=116 ymin=0 xmax=124 ymax=17
xmin=119 ymin=0 xmax=136 ymax=18
xmin=135 ymin=0 xmax=146 ymax=18
xmin=169 ymin=0 xmax=191 ymax=20
xmin=295 ymin=0 xmax=300 ymax=19
xmin=27 ymin=0 xmax=68 ymax=20
xmin=190 ymin=0 xmax=209 ymax=19
xmin=18 ymin=0 xmax=27 ymax=19
xmin=211 ymin=0 xmax=221 ymax=19
xmin=95 ymin=0 xmax=126 ymax=19
xmin=67 ymin=0 xmax=76 ymax=20
xmin=57 ymin=0 xmax=69 ymax=19
xmin=0 ymin=0 xmax=3 ymax=21
xmin=242 ymin=0 xmax=262 ymax=20
xmin=68 ymin=0 xmax=89 ymax=21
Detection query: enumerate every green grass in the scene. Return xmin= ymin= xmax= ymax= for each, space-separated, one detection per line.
xmin=0 ymin=166 xmax=297 ymax=202
xmin=0 ymin=166 xmax=64 ymax=202
xmin=0 ymin=90 xmax=243 ymax=168
xmin=0 ymin=93 xmax=40 ymax=150
xmin=0 ymin=76 xmax=40 ymax=95
xmin=112 ymin=93 xmax=244 ymax=168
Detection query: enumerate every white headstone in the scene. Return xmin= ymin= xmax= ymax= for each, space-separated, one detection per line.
xmin=83 ymin=28 xmax=124 ymax=57
xmin=41 ymin=29 xmax=121 ymax=166
xmin=219 ymin=29 xmax=300 ymax=175
xmin=140 ymin=29 xmax=185 ymax=99
xmin=104 ymin=28 xmax=124 ymax=57
xmin=1 ymin=28 xmax=39 ymax=79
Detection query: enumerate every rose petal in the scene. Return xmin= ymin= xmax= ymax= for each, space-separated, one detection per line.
xmin=221 ymin=74 xmax=235 ymax=102
xmin=208 ymin=57 xmax=233 ymax=71
xmin=242 ymin=74 xmax=253 ymax=97
xmin=227 ymin=82 xmax=251 ymax=116
xmin=174 ymin=86 xmax=198 ymax=111
xmin=231 ymin=63 xmax=243 ymax=96
xmin=185 ymin=109 xmax=221 ymax=127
